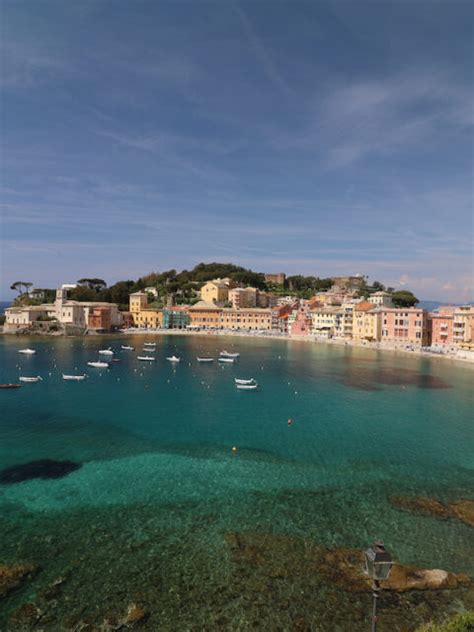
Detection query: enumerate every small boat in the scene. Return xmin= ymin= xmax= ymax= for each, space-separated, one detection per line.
xmin=236 ymin=383 xmax=258 ymax=390
xmin=87 ymin=361 xmax=109 ymax=368
xmin=220 ymin=350 xmax=240 ymax=358
xmin=63 ymin=374 xmax=87 ymax=381
xmin=121 ymin=345 xmax=134 ymax=351
xmin=144 ymin=342 xmax=156 ymax=347
xmin=137 ymin=356 xmax=156 ymax=361
xmin=218 ymin=357 xmax=235 ymax=363
xmin=166 ymin=356 xmax=180 ymax=363
xmin=98 ymin=349 xmax=114 ymax=355
xmin=197 ymin=357 xmax=214 ymax=362
xmin=19 ymin=376 xmax=43 ymax=383
xmin=18 ymin=348 xmax=36 ymax=355
xmin=235 ymin=378 xmax=255 ymax=385
xmin=111 ymin=358 xmax=122 ymax=363
xmin=0 ymin=383 xmax=21 ymax=389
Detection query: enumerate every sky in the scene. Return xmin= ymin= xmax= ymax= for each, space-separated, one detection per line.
xmin=0 ymin=0 xmax=473 ymax=302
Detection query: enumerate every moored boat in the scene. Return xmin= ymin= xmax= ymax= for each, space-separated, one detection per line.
xmin=87 ymin=361 xmax=109 ymax=368
xmin=220 ymin=350 xmax=240 ymax=358
xmin=236 ymin=382 xmax=258 ymax=390
xmin=166 ymin=356 xmax=180 ymax=363
xmin=121 ymin=345 xmax=134 ymax=351
xmin=63 ymin=374 xmax=87 ymax=381
xmin=99 ymin=349 xmax=114 ymax=355
xmin=235 ymin=378 xmax=255 ymax=385
xmin=19 ymin=376 xmax=42 ymax=383
xmin=144 ymin=342 xmax=156 ymax=347
xmin=218 ymin=357 xmax=235 ymax=363
xmin=197 ymin=357 xmax=214 ymax=362
xmin=18 ymin=349 xmax=36 ymax=355
xmin=137 ymin=356 xmax=156 ymax=361
xmin=0 ymin=384 xmax=21 ymax=389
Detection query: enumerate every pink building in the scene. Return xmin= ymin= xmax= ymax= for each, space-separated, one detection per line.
xmin=430 ymin=313 xmax=454 ymax=346
xmin=380 ymin=308 xmax=431 ymax=346
xmin=289 ymin=307 xmax=312 ymax=336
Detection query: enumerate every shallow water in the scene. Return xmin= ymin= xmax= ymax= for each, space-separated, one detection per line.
xmin=0 ymin=335 xmax=473 ymax=631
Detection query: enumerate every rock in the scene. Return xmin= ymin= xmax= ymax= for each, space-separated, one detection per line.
xmin=123 ymin=603 xmax=147 ymax=624
xmin=449 ymin=499 xmax=474 ymax=527
xmin=0 ymin=459 xmax=81 ymax=484
xmin=389 ymin=495 xmax=474 ymax=528
xmin=9 ymin=602 xmax=43 ymax=627
xmin=389 ymin=496 xmax=452 ymax=519
xmin=0 ymin=562 xmax=39 ymax=599
xmin=224 ymin=531 xmax=471 ymax=594
xmin=40 ymin=575 xmax=67 ymax=600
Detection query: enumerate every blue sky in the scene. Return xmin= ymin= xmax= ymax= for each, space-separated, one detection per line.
xmin=1 ymin=0 xmax=473 ymax=301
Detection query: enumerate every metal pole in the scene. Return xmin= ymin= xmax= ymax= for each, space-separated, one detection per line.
xmin=371 ymin=580 xmax=380 ymax=632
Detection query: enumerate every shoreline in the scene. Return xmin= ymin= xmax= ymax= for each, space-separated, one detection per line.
xmin=3 ymin=327 xmax=472 ymax=366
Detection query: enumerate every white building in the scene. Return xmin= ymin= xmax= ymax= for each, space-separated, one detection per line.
xmin=368 ymin=291 xmax=393 ymax=308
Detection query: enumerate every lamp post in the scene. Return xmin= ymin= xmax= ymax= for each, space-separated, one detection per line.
xmin=364 ymin=541 xmax=393 ymax=632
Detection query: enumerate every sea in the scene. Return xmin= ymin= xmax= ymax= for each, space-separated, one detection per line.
xmin=0 ymin=335 xmax=473 ymax=631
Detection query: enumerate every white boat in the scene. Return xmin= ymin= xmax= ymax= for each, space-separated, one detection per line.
xmin=220 ymin=350 xmax=240 ymax=358
xmin=19 ymin=376 xmax=42 ymax=383
xmin=63 ymin=374 xmax=87 ymax=381
xmin=235 ymin=378 xmax=255 ymax=385
xmin=236 ymin=383 xmax=258 ymax=390
xmin=99 ymin=349 xmax=114 ymax=355
xmin=18 ymin=349 xmax=36 ymax=355
xmin=137 ymin=356 xmax=156 ymax=361
xmin=166 ymin=356 xmax=181 ymax=363
xmin=197 ymin=357 xmax=214 ymax=362
xmin=87 ymin=361 xmax=109 ymax=368
xmin=218 ymin=357 xmax=235 ymax=363
xmin=144 ymin=342 xmax=156 ymax=347
xmin=121 ymin=345 xmax=134 ymax=350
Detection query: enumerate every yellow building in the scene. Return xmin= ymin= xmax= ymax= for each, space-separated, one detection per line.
xmin=220 ymin=308 xmax=272 ymax=330
xmin=200 ymin=280 xmax=230 ymax=305
xmin=352 ymin=303 xmax=381 ymax=341
xmin=188 ymin=301 xmax=222 ymax=328
xmin=128 ymin=291 xmax=162 ymax=328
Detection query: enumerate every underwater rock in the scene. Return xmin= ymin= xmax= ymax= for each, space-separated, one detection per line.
xmin=449 ymin=500 xmax=474 ymax=528
xmin=389 ymin=496 xmax=474 ymax=527
xmin=225 ymin=532 xmax=471 ymax=593
xmin=389 ymin=496 xmax=452 ymax=519
xmin=9 ymin=602 xmax=43 ymax=627
xmin=0 ymin=562 xmax=39 ymax=599
xmin=0 ymin=459 xmax=81 ymax=484
xmin=39 ymin=575 xmax=67 ymax=600
xmin=122 ymin=603 xmax=148 ymax=625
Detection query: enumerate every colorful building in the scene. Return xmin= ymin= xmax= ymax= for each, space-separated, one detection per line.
xmin=380 ymin=308 xmax=430 ymax=346
xmin=128 ymin=291 xmax=162 ymax=329
xmin=353 ymin=303 xmax=382 ymax=341
xmin=430 ymin=312 xmax=454 ymax=346
xmin=453 ymin=306 xmax=474 ymax=346
xmin=310 ymin=307 xmax=341 ymax=338
xmin=188 ymin=301 xmax=222 ymax=328
xmin=219 ymin=308 xmax=272 ymax=330
xmin=289 ymin=306 xmax=313 ymax=336
xmin=265 ymin=272 xmax=286 ymax=285
xmin=162 ymin=307 xmax=190 ymax=329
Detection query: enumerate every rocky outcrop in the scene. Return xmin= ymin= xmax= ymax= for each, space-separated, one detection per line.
xmin=0 ymin=562 xmax=39 ymax=599
xmin=225 ymin=531 xmax=470 ymax=593
xmin=389 ymin=496 xmax=474 ymax=528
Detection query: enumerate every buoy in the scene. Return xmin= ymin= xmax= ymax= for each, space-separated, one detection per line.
xmin=232 ymin=446 xmax=238 ymax=454
xmin=288 ymin=418 xmax=293 ymax=426
xmin=294 ymin=391 xmax=298 ymax=395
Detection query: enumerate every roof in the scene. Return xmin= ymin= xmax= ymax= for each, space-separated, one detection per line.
xmin=189 ymin=301 xmax=221 ymax=311
xmin=130 ymin=291 xmax=148 ymax=296
xmin=355 ymin=301 xmax=375 ymax=312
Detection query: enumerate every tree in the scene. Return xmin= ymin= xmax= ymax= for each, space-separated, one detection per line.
xmin=10 ymin=281 xmax=32 ymax=296
xmin=77 ymin=278 xmax=107 ymax=292
xmin=392 ymin=290 xmax=419 ymax=307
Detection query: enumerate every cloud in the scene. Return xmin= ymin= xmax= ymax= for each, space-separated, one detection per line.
xmin=273 ymin=67 xmax=473 ymax=166
xmin=232 ymin=2 xmax=293 ymax=98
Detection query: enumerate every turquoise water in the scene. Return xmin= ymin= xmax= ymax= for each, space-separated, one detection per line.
xmin=0 ymin=335 xmax=473 ymax=631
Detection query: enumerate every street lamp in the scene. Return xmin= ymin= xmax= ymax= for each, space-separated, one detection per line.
xmin=364 ymin=541 xmax=393 ymax=632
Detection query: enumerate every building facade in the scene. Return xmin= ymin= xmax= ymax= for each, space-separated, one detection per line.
xmin=352 ymin=303 xmax=382 ymax=341
xmin=368 ymin=291 xmax=394 ymax=308
xmin=220 ymin=308 xmax=272 ymax=330
xmin=380 ymin=308 xmax=430 ymax=346
xmin=265 ymin=273 xmax=286 ymax=285
xmin=162 ymin=307 xmax=190 ymax=329
xmin=188 ymin=301 xmax=222 ymax=328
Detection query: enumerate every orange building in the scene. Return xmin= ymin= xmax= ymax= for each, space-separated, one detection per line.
xmin=88 ymin=306 xmax=112 ymax=331
xmin=188 ymin=301 xmax=222 ymax=328
xmin=381 ymin=308 xmax=431 ymax=346
xmin=430 ymin=313 xmax=454 ymax=346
